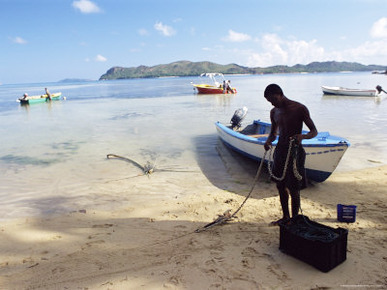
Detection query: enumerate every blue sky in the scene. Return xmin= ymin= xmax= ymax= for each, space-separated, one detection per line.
xmin=1 ymin=0 xmax=387 ymax=84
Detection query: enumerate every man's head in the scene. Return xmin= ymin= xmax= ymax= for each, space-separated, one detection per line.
xmin=264 ymin=84 xmax=284 ymax=107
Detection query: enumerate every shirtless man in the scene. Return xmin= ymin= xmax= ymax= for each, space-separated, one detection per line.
xmin=263 ymin=84 xmax=318 ymax=225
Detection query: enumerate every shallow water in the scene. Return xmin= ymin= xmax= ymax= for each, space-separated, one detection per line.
xmin=0 ymin=72 xmax=386 ymax=219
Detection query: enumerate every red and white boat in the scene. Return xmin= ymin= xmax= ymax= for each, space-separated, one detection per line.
xmin=191 ymin=73 xmax=237 ymax=94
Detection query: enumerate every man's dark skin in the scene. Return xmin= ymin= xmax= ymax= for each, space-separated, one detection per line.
xmin=263 ymin=84 xmax=318 ymax=225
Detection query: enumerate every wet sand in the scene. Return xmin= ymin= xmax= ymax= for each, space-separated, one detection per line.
xmin=0 ymin=142 xmax=386 ymax=289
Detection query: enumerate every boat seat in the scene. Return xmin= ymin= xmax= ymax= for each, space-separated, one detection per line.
xmin=248 ymin=134 xmax=269 ymax=138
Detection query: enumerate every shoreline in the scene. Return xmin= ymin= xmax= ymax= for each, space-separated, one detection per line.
xmin=1 ymin=164 xmax=386 ymax=289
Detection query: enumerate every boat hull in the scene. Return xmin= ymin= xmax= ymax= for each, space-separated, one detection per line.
xmin=193 ymin=84 xmax=236 ymax=94
xmin=19 ymin=92 xmax=62 ymax=104
xmin=215 ymin=120 xmax=350 ymax=182
xmin=321 ymin=86 xmax=377 ymax=97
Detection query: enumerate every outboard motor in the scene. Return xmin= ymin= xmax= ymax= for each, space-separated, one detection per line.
xmin=376 ymin=85 xmax=387 ymax=94
xmin=230 ymin=107 xmax=248 ymax=130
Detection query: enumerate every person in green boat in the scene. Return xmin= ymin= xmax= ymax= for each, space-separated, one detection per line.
xmin=45 ymin=88 xmax=52 ymax=101
xmin=263 ymin=83 xmax=317 ymax=226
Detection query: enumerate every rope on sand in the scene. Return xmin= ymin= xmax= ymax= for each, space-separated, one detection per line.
xmin=194 ymin=151 xmax=268 ymax=233
xmin=195 ymin=137 xmax=302 ymax=233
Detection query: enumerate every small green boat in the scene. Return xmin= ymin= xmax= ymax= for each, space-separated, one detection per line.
xmin=18 ymin=92 xmax=62 ymax=104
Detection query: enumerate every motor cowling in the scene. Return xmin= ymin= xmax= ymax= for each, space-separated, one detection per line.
xmin=230 ymin=107 xmax=248 ymax=130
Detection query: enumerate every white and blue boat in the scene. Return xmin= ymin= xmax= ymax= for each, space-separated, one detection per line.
xmin=215 ymin=120 xmax=350 ymax=182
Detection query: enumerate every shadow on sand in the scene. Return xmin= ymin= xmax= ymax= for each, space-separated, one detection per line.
xmin=193 ymin=133 xmax=276 ymax=200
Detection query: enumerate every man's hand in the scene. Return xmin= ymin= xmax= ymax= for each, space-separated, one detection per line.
xmin=264 ymin=141 xmax=271 ymax=151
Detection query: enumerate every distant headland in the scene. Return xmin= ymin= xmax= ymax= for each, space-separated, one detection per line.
xmin=99 ymin=60 xmax=386 ymax=80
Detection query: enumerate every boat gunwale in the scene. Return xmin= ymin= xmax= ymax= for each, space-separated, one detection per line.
xmin=215 ymin=121 xmax=350 ymax=148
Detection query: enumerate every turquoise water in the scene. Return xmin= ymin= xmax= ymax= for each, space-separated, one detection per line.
xmin=0 ymin=72 xmax=386 ymax=219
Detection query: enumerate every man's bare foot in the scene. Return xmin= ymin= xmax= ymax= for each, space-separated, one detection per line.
xmin=269 ymin=217 xmax=290 ymax=226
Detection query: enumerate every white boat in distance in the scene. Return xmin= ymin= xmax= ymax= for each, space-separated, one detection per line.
xmin=321 ymin=85 xmax=386 ymax=97
xmin=215 ymin=120 xmax=350 ymax=183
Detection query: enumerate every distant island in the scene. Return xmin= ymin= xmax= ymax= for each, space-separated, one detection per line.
xmin=99 ymin=60 xmax=386 ymax=80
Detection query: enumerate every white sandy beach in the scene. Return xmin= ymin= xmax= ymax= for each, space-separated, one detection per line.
xmin=0 ymin=143 xmax=386 ymax=289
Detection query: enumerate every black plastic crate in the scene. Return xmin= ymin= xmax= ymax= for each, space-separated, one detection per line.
xmin=279 ymin=215 xmax=348 ymax=272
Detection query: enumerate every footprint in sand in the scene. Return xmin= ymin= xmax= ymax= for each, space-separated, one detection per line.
xmin=267 ymin=263 xmax=289 ymax=282
xmin=174 ymin=225 xmax=187 ymax=229
xmin=241 ymin=257 xmax=255 ymax=269
xmin=205 ymin=258 xmax=216 ymax=267
xmin=168 ymin=254 xmax=192 ymax=265
xmin=163 ymin=276 xmax=181 ymax=288
xmin=92 ymin=223 xmax=114 ymax=228
xmin=241 ymin=246 xmax=259 ymax=257
xmin=88 ymin=232 xmax=112 ymax=239
xmin=82 ymin=240 xmax=105 ymax=250
xmin=51 ymin=266 xmax=66 ymax=274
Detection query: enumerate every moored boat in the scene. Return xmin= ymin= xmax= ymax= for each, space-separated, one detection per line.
xmin=18 ymin=92 xmax=62 ymax=104
xmin=215 ymin=119 xmax=350 ymax=183
xmin=192 ymin=73 xmax=236 ymax=94
xmin=321 ymin=85 xmax=385 ymax=97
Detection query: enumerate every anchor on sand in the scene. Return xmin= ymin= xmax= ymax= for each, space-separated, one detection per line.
xmin=106 ymin=153 xmax=196 ymax=180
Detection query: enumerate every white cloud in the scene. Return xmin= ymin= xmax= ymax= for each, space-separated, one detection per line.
xmin=337 ymin=39 xmax=387 ymax=64
xmin=154 ymin=22 xmax=176 ymax=37
xmin=240 ymin=32 xmax=387 ymax=68
xmin=72 ymin=0 xmax=101 ymax=14
xmin=207 ymin=28 xmax=386 ymax=68
xmin=95 ymin=54 xmax=107 ymax=62
xmin=12 ymin=36 xmax=27 ymax=44
xmin=370 ymin=17 xmax=387 ymax=38
xmin=287 ymin=39 xmax=325 ymax=64
xmin=246 ymin=34 xmax=326 ymax=67
xmin=222 ymin=30 xmax=251 ymax=42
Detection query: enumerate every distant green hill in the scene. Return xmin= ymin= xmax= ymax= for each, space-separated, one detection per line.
xmin=99 ymin=60 xmax=386 ymax=80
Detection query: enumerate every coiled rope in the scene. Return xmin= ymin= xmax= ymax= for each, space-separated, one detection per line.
xmin=267 ymin=138 xmax=303 ymax=182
